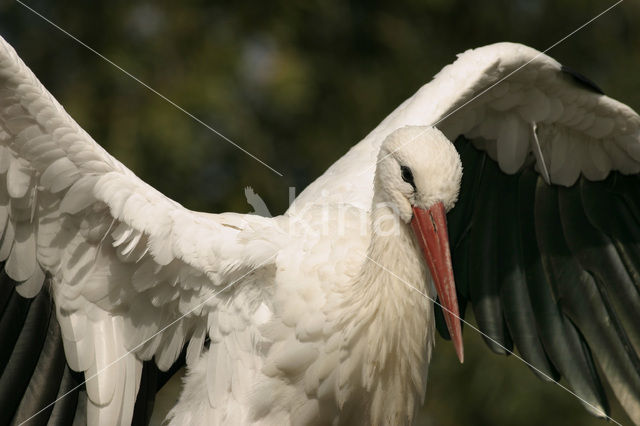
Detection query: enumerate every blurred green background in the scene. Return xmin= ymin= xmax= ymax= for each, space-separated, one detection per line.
xmin=2 ymin=1 xmax=639 ymax=425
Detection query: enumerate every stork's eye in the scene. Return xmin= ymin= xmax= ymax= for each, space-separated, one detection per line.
xmin=401 ymin=165 xmax=415 ymax=189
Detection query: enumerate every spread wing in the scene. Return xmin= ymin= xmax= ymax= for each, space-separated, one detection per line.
xmin=429 ymin=43 xmax=640 ymax=423
xmin=0 ymin=35 xmax=283 ymax=424
xmin=295 ymin=42 xmax=640 ymax=424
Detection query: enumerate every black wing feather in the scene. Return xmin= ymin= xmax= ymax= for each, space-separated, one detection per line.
xmin=560 ymin=64 xmax=605 ymax=95
xmin=439 ymin=138 xmax=640 ymax=420
xmin=468 ymin=154 xmax=513 ymax=354
xmin=577 ymin=178 xmax=640 ymax=352
xmin=438 ymin=137 xmax=487 ymax=339
xmin=0 ymin=284 xmax=31 ymax=377
xmin=613 ymin=176 xmax=640 ymax=224
xmin=131 ymin=362 xmax=159 ymax=426
xmin=584 ymin=176 xmax=640 ymax=289
xmin=11 ymin=294 xmax=67 ymax=426
xmin=498 ymin=172 xmax=557 ymax=380
xmin=47 ymin=368 xmax=82 ymax=426
xmin=448 ymin=136 xmax=486 ymax=252
xmin=556 ymin=184 xmax=640 ymax=416
xmin=0 ymin=270 xmax=181 ymax=426
xmin=0 ymin=273 xmax=13 ymax=318
xmin=0 ymin=288 xmax=50 ymax=420
xmin=534 ymin=179 xmax=610 ymax=416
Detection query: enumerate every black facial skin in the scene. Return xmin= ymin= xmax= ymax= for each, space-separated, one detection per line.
xmin=401 ymin=165 xmax=416 ymax=190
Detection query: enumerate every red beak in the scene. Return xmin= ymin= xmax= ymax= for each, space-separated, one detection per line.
xmin=411 ymin=203 xmax=464 ymax=363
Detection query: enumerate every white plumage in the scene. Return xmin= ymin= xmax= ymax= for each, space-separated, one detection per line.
xmin=1 ymin=35 xmax=640 ymax=425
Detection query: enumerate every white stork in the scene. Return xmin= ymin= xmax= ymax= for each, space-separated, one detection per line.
xmin=1 ymin=35 xmax=640 ymax=425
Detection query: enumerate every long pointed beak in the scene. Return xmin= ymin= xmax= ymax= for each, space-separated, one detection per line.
xmin=411 ymin=203 xmax=464 ymax=363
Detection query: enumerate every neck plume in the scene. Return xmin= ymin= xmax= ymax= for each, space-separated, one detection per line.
xmin=332 ymin=195 xmax=437 ymax=424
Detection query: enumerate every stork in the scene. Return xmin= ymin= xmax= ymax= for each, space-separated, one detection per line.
xmin=1 ymin=36 xmax=640 ymax=425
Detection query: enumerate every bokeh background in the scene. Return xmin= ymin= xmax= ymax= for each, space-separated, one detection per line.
xmin=2 ymin=1 xmax=640 ymax=425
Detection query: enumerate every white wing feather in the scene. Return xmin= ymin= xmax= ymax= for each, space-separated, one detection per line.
xmin=290 ymin=42 xmax=640 ymax=213
xmin=0 ymin=35 xmax=284 ymax=424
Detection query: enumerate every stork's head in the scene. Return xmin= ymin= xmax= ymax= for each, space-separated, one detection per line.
xmin=376 ymin=125 xmax=464 ymax=362
xmin=376 ymin=126 xmax=462 ymax=222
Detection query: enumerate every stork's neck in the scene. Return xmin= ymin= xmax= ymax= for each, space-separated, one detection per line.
xmin=332 ymin=191 xmax=436 ymax=424
xmin=359 ymin=195 xmax=429 ymax=293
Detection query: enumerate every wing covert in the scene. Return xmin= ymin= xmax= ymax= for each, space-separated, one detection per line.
xmin=0 ymin=35 xmax=283 ymax=424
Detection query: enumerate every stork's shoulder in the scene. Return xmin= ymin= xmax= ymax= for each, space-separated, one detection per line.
xmin=278 ymin=203 xmax=369 ymax=291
